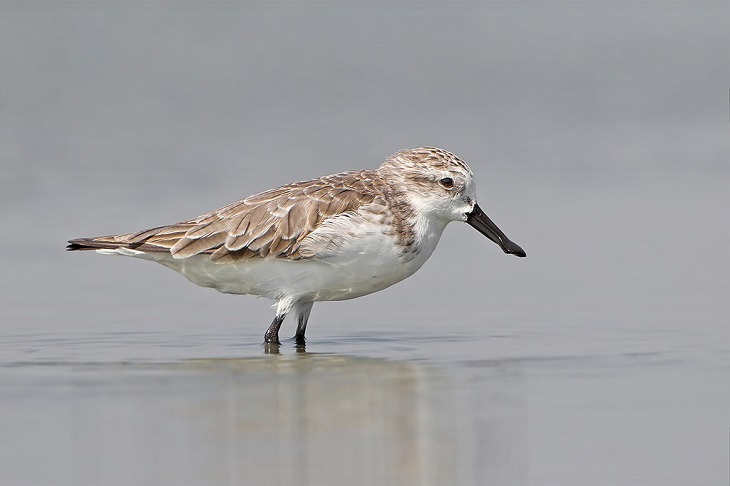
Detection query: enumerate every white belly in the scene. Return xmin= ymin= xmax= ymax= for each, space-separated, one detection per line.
xmin=100 ymin=224 xmax=445 ymax=303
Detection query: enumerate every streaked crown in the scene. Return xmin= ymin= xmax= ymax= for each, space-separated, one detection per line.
xmin=380 ymin=147 xmax=472 ymax=176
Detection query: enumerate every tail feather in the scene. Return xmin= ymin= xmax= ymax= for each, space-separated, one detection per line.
xmin=66 ymin=237 xmax=168 ymax=253
xmin=67 ymin=237 xmax=128 ymax=251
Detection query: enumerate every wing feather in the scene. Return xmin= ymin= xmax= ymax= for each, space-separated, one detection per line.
xmin=75 ymin=170 xmax=384 ymax=262
xmin=170 ymin=232 xmax=228 ymax=258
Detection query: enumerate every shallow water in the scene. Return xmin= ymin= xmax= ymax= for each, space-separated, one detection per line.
xmin=2 ymin=326 xmax=728 ymax=486
xmin=3 ymin=3 xmax=730 ymax=485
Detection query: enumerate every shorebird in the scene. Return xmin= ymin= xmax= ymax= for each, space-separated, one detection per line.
xmin=68 ymin=147 xmax=526 ymax=345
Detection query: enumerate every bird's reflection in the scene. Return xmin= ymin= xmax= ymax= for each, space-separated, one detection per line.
xmin=56 ymin=353 xmax=525 ymax=486
xmin=262 ymin=340 xmax=308 ymax=355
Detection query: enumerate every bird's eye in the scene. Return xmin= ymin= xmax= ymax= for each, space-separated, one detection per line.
xmin=439 ymin=177 xmax=454 ymax=189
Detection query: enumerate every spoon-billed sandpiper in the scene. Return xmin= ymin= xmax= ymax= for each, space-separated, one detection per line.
xmin=68 ymin=147 xmax=526 ymax=344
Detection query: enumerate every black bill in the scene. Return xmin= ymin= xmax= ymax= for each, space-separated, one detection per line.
xmin=466 ymin=204 xmax=526 ymax=257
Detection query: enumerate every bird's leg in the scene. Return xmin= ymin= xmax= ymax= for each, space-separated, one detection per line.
xmin=264 ymin=315 xmax=285 ymax=345
xmin=294 ymin=301 xmax=314 ymax=346
xmin=265 ymin=298 xmax=295 ymax=345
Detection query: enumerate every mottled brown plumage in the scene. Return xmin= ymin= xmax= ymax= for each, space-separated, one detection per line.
xmin=67 ymin=169 xmax=398 ymax=262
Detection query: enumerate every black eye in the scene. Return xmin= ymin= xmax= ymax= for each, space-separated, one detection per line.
xmin=439 ymin=177 xmax=454 ymax=189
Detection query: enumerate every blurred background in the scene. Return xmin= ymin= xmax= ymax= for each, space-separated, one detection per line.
xmin=1 ymin=2 xmax=729 ymax=485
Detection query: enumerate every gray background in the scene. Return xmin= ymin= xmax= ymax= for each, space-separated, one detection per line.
xmin=1 ymin=2 xmax=729 ymax=485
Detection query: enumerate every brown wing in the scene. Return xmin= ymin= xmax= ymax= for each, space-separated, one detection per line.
xmin=67 ymin=170 xmax=384 ymax=263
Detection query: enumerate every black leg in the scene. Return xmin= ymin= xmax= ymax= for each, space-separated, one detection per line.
xmin=264 ymin=315 xmax=284 ymax=344
xmin=294 ymin=302 xmax=313 ymax=346
xmin=294 ymin=313 xmax=306 ymax=345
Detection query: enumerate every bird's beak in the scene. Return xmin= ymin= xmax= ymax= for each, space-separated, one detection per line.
xmin=466 ymin=204 xmax=526 ymax=257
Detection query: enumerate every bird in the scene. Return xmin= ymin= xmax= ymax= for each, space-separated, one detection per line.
xmin=67 ymin=147 xmax=526 ymax=345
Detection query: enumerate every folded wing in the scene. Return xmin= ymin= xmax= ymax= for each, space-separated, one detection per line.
xmin=67 ymin=170 xmax=383 ymax=263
